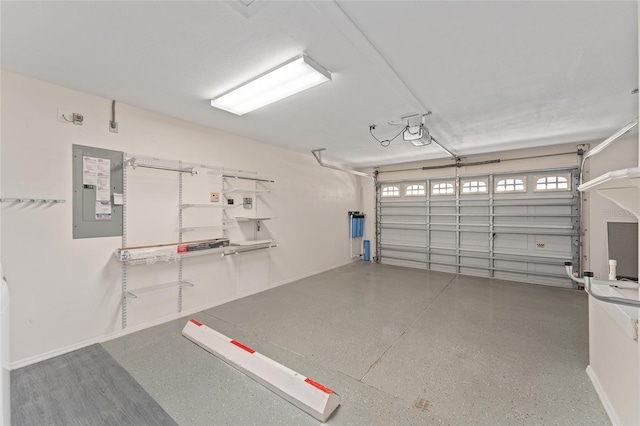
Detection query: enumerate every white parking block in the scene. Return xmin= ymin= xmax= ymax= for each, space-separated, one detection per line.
xmin=182 ymin=319 xmax=341 ymax=422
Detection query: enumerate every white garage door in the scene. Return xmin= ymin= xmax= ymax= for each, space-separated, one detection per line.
xmin=376 ymin=168 xmax=580 ymax=288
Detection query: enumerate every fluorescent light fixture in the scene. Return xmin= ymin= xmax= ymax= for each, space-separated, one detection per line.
xmin=211 ymin=54 xmax=331 ymax=115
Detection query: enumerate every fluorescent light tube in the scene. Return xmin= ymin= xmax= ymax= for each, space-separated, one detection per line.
xmin=211 ymin=54 xmax=331 ymax=115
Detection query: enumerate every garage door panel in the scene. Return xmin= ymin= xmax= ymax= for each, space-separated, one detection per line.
xmin=530 ymin=235 xmax=574 ymax=254
xmin=430 ymin=264 xmax=457 ymax=274
xmin=431 ymin=253 xmax=456 ymax=264
xmin=460 ymin=255 xmax=490 ymax=268
xmin=431 ymin=230 xmax=456 ymax=248
xmin=494 ymin=234 xmax=530 ymax=251
xmin=460 ymin=217 xmax=490 ymax=225
xmin=377 ymin=168 xmax=578 ymax=287
xmin=460 ymin=267 xmax=491 ymax=277
xmin=460 ymin=233 xmax=489 ymax=250
xmin=460 ymin=205 xmax=490 ymax=213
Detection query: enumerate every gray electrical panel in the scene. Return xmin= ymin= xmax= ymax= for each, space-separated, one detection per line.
xmin=72 ymin=144 xmax=124 ymax=239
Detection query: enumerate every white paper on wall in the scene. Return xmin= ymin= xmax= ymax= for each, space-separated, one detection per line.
xmin=113 ymin=193 xmax=123 ymax=205
xmin=95 ymin=201 xmax=112 ymax=220
xmin=96 ymin=158 xmax=111 ymax=201
xmin=82 ymin=156 xmax=98 ymax=185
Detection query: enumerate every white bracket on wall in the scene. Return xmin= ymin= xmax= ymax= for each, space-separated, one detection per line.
xmin=311 ymin=149 xmax=374 ymax=179
xmin=0 ymin=198 xmax=66 ymax=204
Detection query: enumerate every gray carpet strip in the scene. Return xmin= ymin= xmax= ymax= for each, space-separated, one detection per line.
xmin=12 ymin=344 xmax=177 ymax=426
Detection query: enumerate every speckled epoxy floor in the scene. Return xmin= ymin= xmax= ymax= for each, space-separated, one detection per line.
xmin=102 ymin=262 xmax=610 ymax=425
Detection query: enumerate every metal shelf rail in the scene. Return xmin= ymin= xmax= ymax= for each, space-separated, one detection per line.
xmin=121 ymin=153 xmax=276 ymax=328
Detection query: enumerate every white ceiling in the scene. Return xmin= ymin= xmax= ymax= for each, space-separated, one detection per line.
xmin=1 ymin=1 xmax=637 ymax=168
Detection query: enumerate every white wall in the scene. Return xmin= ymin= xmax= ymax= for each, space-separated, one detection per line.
xmin=581 ymin=9 xmax=640 ymax=422
xmin=587 ymin=298 xmax=639 ymax=425
xmin=583 ymin=132 xmax=639 ymax=425
xmin=585 ymin=134 xmax=638 ymax=278
xmin=0 ymin=71 xmax=362 ymax=367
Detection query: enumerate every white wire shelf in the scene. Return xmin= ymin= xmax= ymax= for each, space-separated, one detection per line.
xmin=179 ymin=225 xmax=235 ymax=232
xmin=125 ymin=281 xmax=194 ymax=298
xmin=118 ymin=241 xmax=277 ymax=264
xmin=578 ymin=167 xmax=640 ymax=219
xmin=119 ymin=246 xmax=227 ymax=265
xmin=231 ymin=239 xmax=274 ymax=246
xmin=222 ymin=188 xmax=270 ymax=195
xmin=125 ymin=157 xmax=198 ymax=175
xmin=222 ymin=241 xmax=278 ymax=256
xmin=179 ymin=203 xmax=226 ymax=209
xmin=222 ymin=173 xmax=275 ymax=183
xmin=234 ymin=217 xmax=277 ymax=222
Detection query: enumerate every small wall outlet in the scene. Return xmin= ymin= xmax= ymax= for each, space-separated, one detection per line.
xmin=243 ymin=197 xmax=252 ymax=209
xmin=209 ymin=192 xmax=220 ymax=202
xmin=57 ymin=109 xmax=83 ymax=125
xmin=72 ymin=113 xmax=83 ymax=125
xmin=109 ymin=120 xmax=118 ymax=133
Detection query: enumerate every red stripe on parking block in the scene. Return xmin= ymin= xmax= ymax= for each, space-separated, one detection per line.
xmin=230 ymin=340 xmax=255 ymax=354
xmin=305 ymin=378 xmax=332 ymax=394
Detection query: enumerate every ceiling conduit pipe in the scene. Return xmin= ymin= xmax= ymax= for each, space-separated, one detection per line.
xmin=311 ymin=149 xmax=374 ymax=179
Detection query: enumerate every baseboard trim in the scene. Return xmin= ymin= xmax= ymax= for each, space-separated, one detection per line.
xmin=586 ymin=365 xmax=620 ymax=426
xmin=11 ymin=258 xmax=362 ymax=370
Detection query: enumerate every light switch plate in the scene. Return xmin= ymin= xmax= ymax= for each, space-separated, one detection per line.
xmin=210 ymin=192 xmax=220 ymax=202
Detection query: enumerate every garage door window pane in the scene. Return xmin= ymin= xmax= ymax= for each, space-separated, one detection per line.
xmin=496 ymin=177 xmax=525 ymax=192
xmin=462 ymin=180 xmax=488 ymax=194
xmin=382 ymin=185 xmax=400 ymax=197
xmin=405 ymin=184 xmax=426 ymax=196
xmin=535 ymin=175 xmax=570 ymax=191
xmin=432 ymin=182 xmax=454 ymax=195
